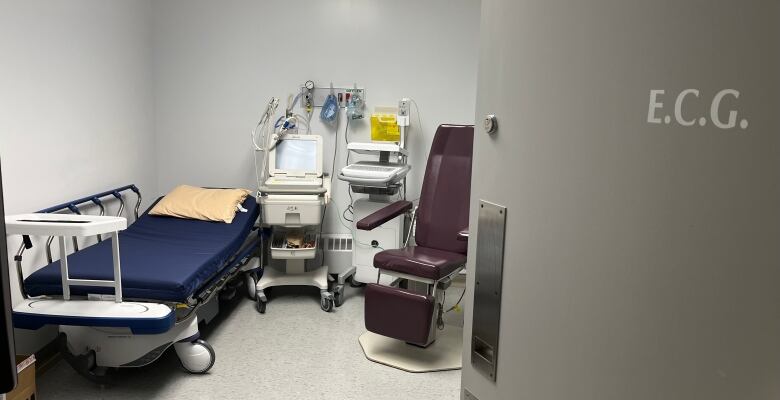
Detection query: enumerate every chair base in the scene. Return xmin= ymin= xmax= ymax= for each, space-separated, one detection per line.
xmin=358 ymin=327 xmax=463 ymax=373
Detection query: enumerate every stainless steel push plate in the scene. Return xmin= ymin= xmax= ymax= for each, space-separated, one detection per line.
xmin=471 ymin=200 xmax=507 ymax=382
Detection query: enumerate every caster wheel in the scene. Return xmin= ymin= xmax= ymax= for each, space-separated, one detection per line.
xmin=334 ymin=285 xmax=345 ymax=307
xmin=256 ymin=297 xmax=266 ymax=314
xmin=176 ymin=339 xmax=215 ymax=374
xmin=320 ymin=296 xmax=334 ymax=312
xmin=246 ymin=274 xmax=257 ymax=300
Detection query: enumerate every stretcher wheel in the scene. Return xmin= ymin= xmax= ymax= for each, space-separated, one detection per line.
xmin=246 ymin=273 xmax=257 ymax=300
xmin=320 ymin=296 xmax=334 ymax=312
xmin=177 ymin=339 xmax=215 ymax=374
xmin=334 ymin=285 xmax=345 ymax=307
xmin=256 ymin=297 xmax=266 ymax=314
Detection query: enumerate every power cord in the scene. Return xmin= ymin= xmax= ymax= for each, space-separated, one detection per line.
xmin=319 ymin=109 xmax=345 ymax=242
xmin=446 ymin=286 xmax=466 ymax=313
xmin=438 ymin=282 xmax=467 ymax=330
xmin=251 ymin=98 xmax=279 ymax=190
xmin=410 ymin=98 xmax=423 ymax=142
xmin=343 ymin=115 xmax=355 ymax=222
xmin=437 ymin=290 xmax=446 ymax=330
xmin=331 ymin=200 xmax=383 ymax=250
xmin=329 ymin=117 xmax=345 ymax=187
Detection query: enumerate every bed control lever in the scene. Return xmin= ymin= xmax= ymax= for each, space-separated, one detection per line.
xmin=21 ymin=235 xmax=32 ymax=249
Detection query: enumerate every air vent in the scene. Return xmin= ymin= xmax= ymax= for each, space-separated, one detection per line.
xmin=320 ymin=234 xmax=353 ymax=251
xmin=320 ymin=234 xmax=354 ymax=272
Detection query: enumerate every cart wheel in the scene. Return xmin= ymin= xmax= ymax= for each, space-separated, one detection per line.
xmin=246 ymin=273 xmax=257 ymax=300
xmin=320 ymin=296 xmax=334 ymax=312
xmin=334 ymin=285 xmax=345 ymax=307
xmin=177 ymin=339 xmax=215 ymax=374
xmin=256 ymin=297 xmax=266 ymax=314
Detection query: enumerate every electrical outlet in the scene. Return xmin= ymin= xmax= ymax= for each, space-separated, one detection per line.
xmin=398 ymin=98 xmax=411 ymax=116
xmin=397 ymin=98 xmax=411 ymax=127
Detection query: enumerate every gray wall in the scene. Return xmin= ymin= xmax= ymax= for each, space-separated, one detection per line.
xmin=151 ymin=0 xmax=481 ymax=234
xmin=0 ymin=0 xmax=157 ymax=352
xmin=462 ymin=1 xmax=780 ymax=399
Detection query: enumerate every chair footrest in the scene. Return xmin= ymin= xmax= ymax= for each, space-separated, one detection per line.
xmin=364 ymin=284 xmax=434 ymax=346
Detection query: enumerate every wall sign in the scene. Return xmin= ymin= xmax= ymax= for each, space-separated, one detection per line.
xmin=647 ymin=89 xmax=748 ymax=130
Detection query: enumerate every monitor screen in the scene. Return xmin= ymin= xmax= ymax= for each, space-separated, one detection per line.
xmin=274 ymin=139 xmax=317 ymax=173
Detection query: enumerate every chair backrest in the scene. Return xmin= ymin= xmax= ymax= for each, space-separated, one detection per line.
xmin=414 ymin=124 xmax=474 ymax=255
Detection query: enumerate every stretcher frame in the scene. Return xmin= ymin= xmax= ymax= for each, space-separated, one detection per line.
xmin=7 ymin=185 xmax=260 ymax=381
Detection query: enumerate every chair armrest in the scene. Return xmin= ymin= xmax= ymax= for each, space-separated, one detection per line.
xmin=356 ymin=201 xmax=413 ymax=231
xmin=457 ymin=229 xmax=469 ymax=241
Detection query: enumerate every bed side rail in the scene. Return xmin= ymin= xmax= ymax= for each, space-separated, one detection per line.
xmin=12 ymin=185 xmax=141 ymax=300
xmin=37 ymin=184 xmax=141 ymax=217
xmin=193 ymin=235 xmax=261 ymax=305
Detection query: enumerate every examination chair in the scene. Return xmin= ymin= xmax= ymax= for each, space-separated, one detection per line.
xmin=357 ymin=124 xmax=473 ymax=347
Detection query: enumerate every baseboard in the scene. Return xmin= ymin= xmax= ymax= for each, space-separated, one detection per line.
xmin=32 ymin=335 xmax=62 ymax=376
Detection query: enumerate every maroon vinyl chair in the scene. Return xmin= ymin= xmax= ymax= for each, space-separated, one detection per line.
xmin=357 ymin=124 xmax=474 ymax=347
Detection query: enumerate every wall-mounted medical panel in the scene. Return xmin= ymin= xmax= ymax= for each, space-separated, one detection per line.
xmin=299 ymin=85 xmax=365 ymax=109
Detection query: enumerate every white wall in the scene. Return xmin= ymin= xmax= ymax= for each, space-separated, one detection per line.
xmin=0 ymin=0 xmax=156 ymax=352
xmin=152 ymin=0 xmax=481 ymax=233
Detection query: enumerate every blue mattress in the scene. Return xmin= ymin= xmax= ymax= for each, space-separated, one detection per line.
xmin=24 ymin=196 xmax=259 ymax=303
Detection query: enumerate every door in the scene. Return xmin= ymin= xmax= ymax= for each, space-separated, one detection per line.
xmin=461 ymin=1 xmax=780 ymax=399
xmin=0 ymin=161 xmax=17 ymax=392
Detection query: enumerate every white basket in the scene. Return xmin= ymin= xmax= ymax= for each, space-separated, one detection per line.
xmin=270 ymin=229 xmax=318 ymax=260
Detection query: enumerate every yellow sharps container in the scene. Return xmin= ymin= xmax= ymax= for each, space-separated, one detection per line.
xmin=370 ymin=110 xmax=400 ymax=142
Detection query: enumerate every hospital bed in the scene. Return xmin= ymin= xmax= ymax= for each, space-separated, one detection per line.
xmin=7 ymin=185 xmax=260 ymax=381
